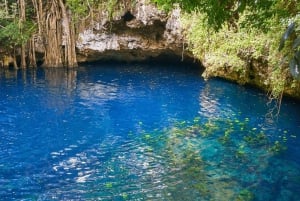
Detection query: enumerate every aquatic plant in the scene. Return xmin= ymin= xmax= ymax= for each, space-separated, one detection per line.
xmin=235 ymin=144 xmax=247 ymax=159
xmin=131 ymin=115 xmax=293 ymax=200
xmin=243 ymin=131 xmax=268 ymax=147
xmin=269 ymin=140 xmax=287 ymax=154
xmin=121 ymin=192 xmax=128 ymax=200
xmin=219 ymin=129 xmax=233 ymax=145
xmin=236 ymin=189 xmax=255 ymax=201
xmin=105 ymin=182 xmax=113 ymax=188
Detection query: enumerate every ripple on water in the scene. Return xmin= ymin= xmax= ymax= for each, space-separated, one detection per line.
xmin=0 ymin=66 xmax=300 ymax=201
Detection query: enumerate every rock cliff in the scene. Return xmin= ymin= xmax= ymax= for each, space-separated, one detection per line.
xmin=76 ymin=1 xmax=191 ymax=63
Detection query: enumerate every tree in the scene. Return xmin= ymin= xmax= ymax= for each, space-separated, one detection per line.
xmin=40 ymin=0 xmax=78 ymax=68
xmin=153 ymin=0 xmax=300 ymax=100
xmin=18 ymin=0 xmax=26 ymax=68
xmin=0 ymin=1 xmax=35 ymax=68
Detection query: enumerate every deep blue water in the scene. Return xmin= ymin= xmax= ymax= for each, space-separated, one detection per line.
xmin=0 ymin=63 xmax=300 ymax=201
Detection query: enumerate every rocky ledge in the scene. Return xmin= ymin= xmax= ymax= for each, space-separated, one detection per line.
xmin=76 ymin=1 xmax=192 ymax=63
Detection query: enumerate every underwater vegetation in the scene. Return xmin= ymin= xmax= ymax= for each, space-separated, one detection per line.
xmin=135 ymin=114 xmax=298 ymax=200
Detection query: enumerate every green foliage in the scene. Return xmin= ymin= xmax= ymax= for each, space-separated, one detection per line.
xmin=153 ymin=0 xmax=300 ymax=98
xmin=67 ymin=0 xmax=90 ymax=20
xmin=181 ymin=6 xmax=300 ymax=98
xmin=66 ymin=0 xmax=134 ymax=23
xmin=0 ymin=0 xmax=35 ymax=54
xmin=107 ymin=0 xmax=118 ymax=20
xmin=152 ymin=0 xmax=206 ymax=14
xmin=153 ymin=0 xmax=280 ymax=31
xmin=181 ymin=12 xmax=272 ymax=82
xmin=0 ymin=20 xmax=35 ymax=47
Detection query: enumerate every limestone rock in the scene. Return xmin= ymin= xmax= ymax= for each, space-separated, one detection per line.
xmin=76 ymin=1 xmax=190 ymax=63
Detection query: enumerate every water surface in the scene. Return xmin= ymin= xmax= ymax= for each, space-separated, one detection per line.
xmin=0 ymin=64 xmax=300 ymax=200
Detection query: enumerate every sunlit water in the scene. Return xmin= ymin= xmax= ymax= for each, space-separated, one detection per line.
xmin=0 ymin=63 xmax=300 ymax=201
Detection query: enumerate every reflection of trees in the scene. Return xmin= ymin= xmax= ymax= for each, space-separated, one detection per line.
xmin=0 ymin=69 xmax=18 ymax=80
xmin=0 ymin=69 xmax=37 ymax=85
xmin=43 ymin=68 xmax=77 ymax=113
xmin=45 ymin=68 xmax=77 ymax=93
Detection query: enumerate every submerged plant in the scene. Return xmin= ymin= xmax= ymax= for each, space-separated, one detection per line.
xmin=219 ymin=129 xmax=233 ymax=145
xmin=121 ymin=192 xmax=128 ymax=200
xmin=243 ymin=131 xmax=268 ymax=147
xmin=235 ymin=144 xmax=247 ymax=159
xmin=105 ymin=182 xmax=113 ymax=189
xmin=131 ymin=115 xmax=293 ymax=200
xmin=269 ymin=140 xmax=287 ymax=154
xmin=236 ymin=189 xmax=255 ymax=201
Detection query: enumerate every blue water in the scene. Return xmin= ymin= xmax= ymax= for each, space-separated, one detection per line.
xmin=0 ymin=63 xmax=300 ymax=201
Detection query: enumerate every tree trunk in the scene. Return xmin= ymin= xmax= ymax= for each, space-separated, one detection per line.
xmin=42 ymin=0 xmax=63 ymax=68
xmin=28 ymin=37 xmax=37 ymax=68
xmin=31 ymin=0 xmax=44 ymax=67
xmin=19 ymin=0 xmax=27 ymax=68
xmin=13 ymin=48 xmax=18 ymax=69
xmin=42 ymin=0 xmax=78 ymax=68
xmin=58 ymin=0 xmax=78 ymax=68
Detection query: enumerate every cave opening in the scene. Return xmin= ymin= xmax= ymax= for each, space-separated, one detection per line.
xmin=122 ymin=11 xmax=135 ymax=22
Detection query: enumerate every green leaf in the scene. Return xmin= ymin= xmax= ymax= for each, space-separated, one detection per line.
xmin=237 ymin=0 xmax=246 ymax=12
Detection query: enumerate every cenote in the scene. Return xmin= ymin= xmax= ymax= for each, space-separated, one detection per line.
xmin=0 ymin=63 xmax=300 ymax=201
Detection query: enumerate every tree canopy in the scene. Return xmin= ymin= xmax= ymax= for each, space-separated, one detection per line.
xmin=152 ymin=0 xmax=299 ymax=101
xmin=152 ymin=0 xmax=299 ymax=30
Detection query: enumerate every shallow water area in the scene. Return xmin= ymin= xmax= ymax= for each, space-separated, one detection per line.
xmin=0 ymin=63 xmax=300 ymax=201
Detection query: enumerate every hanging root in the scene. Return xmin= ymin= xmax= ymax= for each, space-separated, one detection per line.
xmin=266 ymin=90 xmax=283 ymax=121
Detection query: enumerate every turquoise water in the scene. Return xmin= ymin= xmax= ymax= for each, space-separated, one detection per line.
xmin=0 ymin=63 xmax=299 ymax=201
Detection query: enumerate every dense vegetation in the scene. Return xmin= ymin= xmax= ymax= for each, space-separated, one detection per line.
xmin=153 ymin=0 xmax=300 ymax=101
xmin=0 ymin=0 xmax=134 ymax=68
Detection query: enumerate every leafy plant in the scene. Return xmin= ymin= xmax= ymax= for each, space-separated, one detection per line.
xmin=278 ymin=21 xmax=300 ymax=80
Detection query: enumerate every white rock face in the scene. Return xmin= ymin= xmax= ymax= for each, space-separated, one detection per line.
xmin=134 ymin=0 xmax=167 ymax=25
xmin=76 ymin=1 xmax=187 ymax=62
xmin=164 ymin=5 xmax=183 ymax=43
xmin=77 ymin=31 xmax=120 ymax=52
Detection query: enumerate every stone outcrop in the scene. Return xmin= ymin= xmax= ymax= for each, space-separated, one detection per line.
xmin=76 ymin=1 xmax=191 ymax=63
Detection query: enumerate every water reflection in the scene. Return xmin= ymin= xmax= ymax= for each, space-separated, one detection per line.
xmin=0 ymin=69 xmax=18 ymax=80
xmin=78 ymin=81 xmax=118 ymax=107
xmin=43 ymin=68 xmax=77 ymax=113
xmin=44 ymin=68 xmax=77 ymax=95
xmin=199 ymin=81 xmax=234 ymax=119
